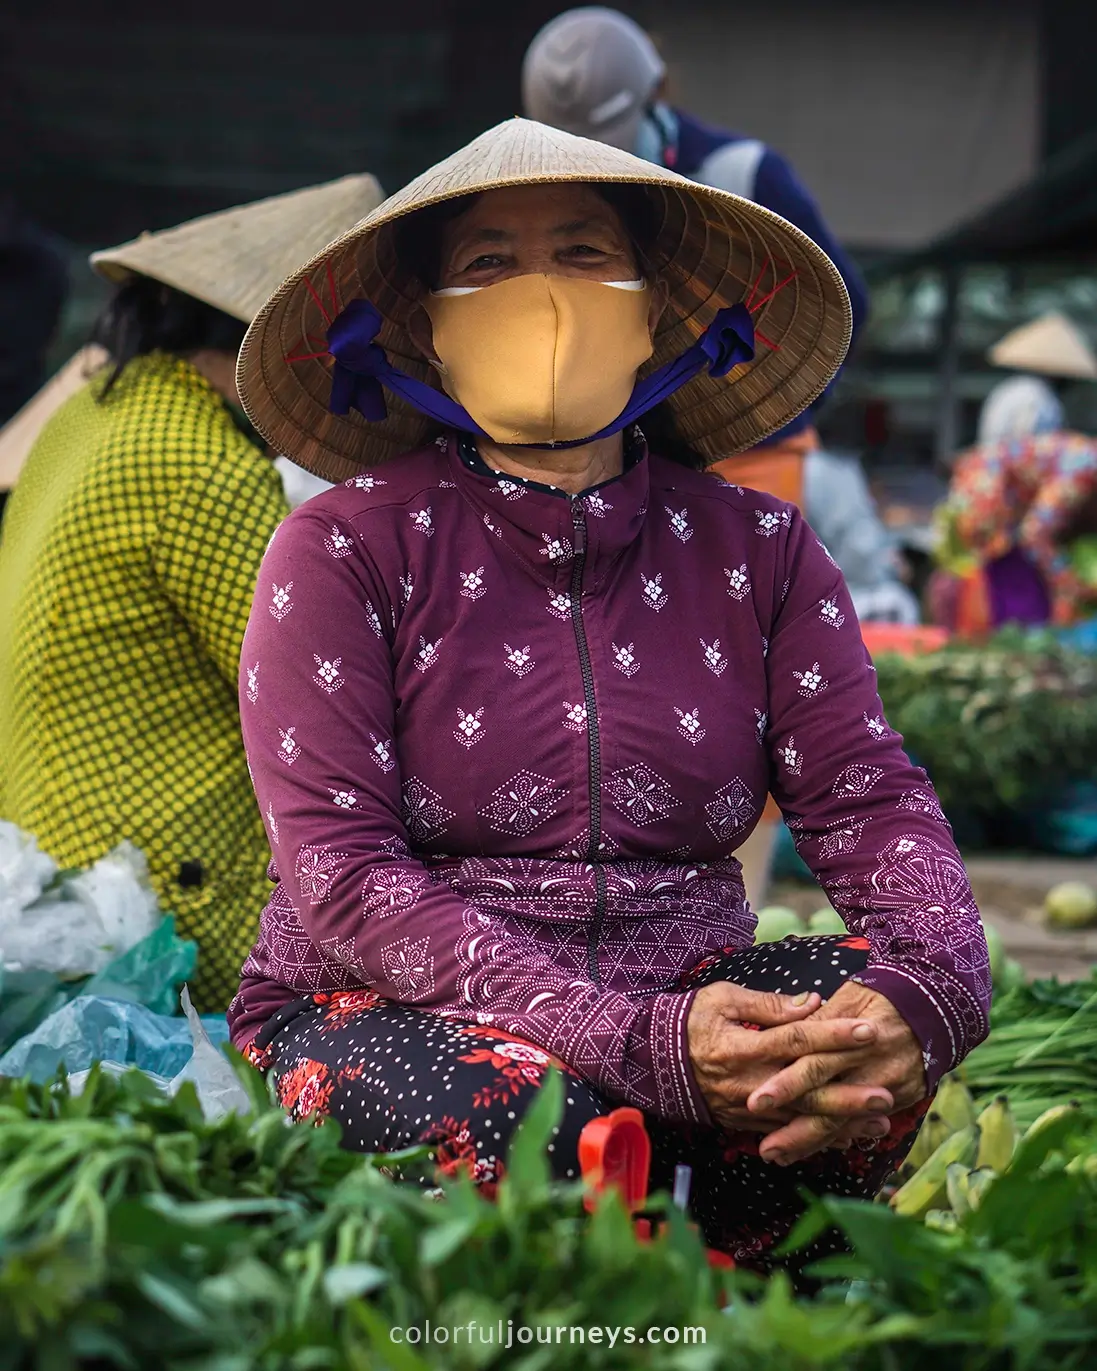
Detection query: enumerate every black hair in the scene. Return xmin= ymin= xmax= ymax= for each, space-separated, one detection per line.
xmin=640 ymin=402 xmax=707 ymax=471
xmin=91 ymin=274 xmax=247 ymax=398
xmin=393 ymin=182 xmax=664 ymax=291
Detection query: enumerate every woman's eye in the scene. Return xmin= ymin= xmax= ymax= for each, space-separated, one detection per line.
xmin=463 ymin=254 xmax=506 ymax=272
xmin=564 ymin=244 xmax=608 ymax=258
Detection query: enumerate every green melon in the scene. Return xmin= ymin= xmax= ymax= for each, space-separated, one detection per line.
xmin=807 ymin=907 xmax=847 ymax=935
xmin=982 ymin=920 xmax=1006 ymax=985
xmin=1044 ymin=881 xmax=1097 ymax=929
xmin=753 ymin=906 xmax=804 ymax=943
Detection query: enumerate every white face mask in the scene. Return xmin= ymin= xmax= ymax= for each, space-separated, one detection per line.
xmin=433 ymin=280 xmax=647 ymax=297
xmin=423 ymin=273 xmax=654 ymax=446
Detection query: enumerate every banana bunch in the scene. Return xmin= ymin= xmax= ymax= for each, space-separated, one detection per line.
xmin=890 ymin=1078 xmax=1025 ymax=1223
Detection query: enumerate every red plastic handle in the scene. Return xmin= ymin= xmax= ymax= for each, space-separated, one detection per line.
xmin=578 ymin=1107 xmax=651 ymax=1213
xmin=577 ymin=1109 xmax=735 ymax=1271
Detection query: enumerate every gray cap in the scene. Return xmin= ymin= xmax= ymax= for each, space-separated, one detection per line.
xmin=521 ymin=7 xmax=665 ymax=150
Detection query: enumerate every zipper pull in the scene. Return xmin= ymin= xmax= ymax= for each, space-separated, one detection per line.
xmin=570 ymin=497 xmax=587 ymax=555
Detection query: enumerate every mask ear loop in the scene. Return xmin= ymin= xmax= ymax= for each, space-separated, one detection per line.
xmin=645 ymin=102 xmax=678 ymax=169
xmin=315 ymin=297 xmax=754 ymax=448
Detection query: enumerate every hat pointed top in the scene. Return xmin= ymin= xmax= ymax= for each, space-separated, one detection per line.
xmin=360 ymin=117 xmax=683 ymax=226
xmin=988 ymin=311 xmax=1097 ymax=381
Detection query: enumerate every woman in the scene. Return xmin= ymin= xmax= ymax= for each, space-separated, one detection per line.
xmin=0 ymin=175 xmax=383 ymax=1008
xmin=231 ymin=121 xmax=989 ymax=1267
xmin=933 ymin=370 xmax=1097 ymax=634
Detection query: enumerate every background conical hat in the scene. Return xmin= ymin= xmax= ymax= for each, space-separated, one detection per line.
xmin=988 ymin=312 xmax=1097 ymax=381
xmin=237 ymin=118 xmax=852 ymax=481
xmin=0 ymin=346 xmax=108 ymax=490
xmin=92 ymin=174 xmax=386 ymax=324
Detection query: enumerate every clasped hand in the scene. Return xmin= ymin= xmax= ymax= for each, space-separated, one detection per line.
xmin=687 ymin=980 xmax=926 ymax=1165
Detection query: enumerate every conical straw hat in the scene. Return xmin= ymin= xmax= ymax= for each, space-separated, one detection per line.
xmin=92 ymin=174 xmax=386 ymax=324
xmin=0 ymin=346 xmax=109 ymax=490
xmin=988 ymin=312 xmax=1097 ymax=381
xmin=238 ymin=118 xmax=852 ymax=482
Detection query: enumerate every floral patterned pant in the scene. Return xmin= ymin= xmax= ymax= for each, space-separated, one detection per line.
xmin=246 ymin=934 xmax=929 ymax=1272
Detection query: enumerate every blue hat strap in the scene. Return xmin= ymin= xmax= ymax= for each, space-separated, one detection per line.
xmin=323 ymin=298 xmax=754 ymax=449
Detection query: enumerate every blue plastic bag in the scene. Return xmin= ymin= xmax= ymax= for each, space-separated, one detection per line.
xmin=1023 ymin=781 xmax=1097 ymax=857
xmin=0 ymin=995 xmax=229 ymax=1084
xmin=771 ymin=823 xmax=815 ymax=883
xmin=1055 ymin=616 xmax=1097 ymax=655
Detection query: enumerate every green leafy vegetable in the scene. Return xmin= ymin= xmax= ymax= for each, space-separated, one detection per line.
xmin=0 ymin=1057 xmax=1095 ymax=1369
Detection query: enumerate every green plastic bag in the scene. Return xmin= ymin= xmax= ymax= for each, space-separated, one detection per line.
xmin=0 ymin=969 xmax=72 ymax=1056
xmin=0 ymin=916 xmax=196 ymax=1054
xmin=80 ymin=915 xmax=198 ymax=1015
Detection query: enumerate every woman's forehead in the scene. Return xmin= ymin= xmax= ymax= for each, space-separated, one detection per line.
xmin=442 ymin=184 xmax=626 ymax=243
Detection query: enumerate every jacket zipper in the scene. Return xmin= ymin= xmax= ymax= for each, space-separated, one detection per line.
xmin=568 ymin=498 xmax=608 ymax=983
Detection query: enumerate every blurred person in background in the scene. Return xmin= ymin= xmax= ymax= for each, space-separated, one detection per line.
xmin=931 ymin=313 xmax=1097 ymax=635
xmin=0 ymin=175 xmax=383 ymax=1009
xmin=521 ymin=7 xmax=869 ymax=399
xmin=523 ymin=6 xmax=904 ymax=902
xmin=789 ymin=447 xmax=919 ymax=626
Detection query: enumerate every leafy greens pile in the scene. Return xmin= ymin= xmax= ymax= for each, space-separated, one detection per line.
xmin=960 ymin=968 xmax=1097 ymax=1128
xmin=873 ymin=630 xmax=1097 ymax=815
xmin=2 ymin=1059 xmax=1096 ymax=1370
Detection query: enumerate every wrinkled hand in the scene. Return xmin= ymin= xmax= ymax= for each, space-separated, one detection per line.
xmin=745 ymin=981 xmax=927 ymax=1165
xmin=687 ymin=982 xmax=894 ymax=1149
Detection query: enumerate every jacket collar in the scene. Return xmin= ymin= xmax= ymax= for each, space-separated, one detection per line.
xmin=442 ymin=430 xmax=651 ymax=589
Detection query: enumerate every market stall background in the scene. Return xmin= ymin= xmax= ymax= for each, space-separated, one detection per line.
xmin=2 ymin=5 xmax=1097 ymax=1361
xmin=3 ymin=0 xmax=1097 ymax=496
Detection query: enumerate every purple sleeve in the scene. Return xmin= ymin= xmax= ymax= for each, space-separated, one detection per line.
xmin=763 ymin=509 xmax=991 ymax=1087
xmin=239 ymin=506 xmax=704 ymax=1124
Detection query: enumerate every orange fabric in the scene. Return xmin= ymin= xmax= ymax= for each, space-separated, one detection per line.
xmin=761 ymin=795 xmax=781 ymax=821
xmin=860 ymin=624 xmax=950 ymax=659
xmin=927 ymin=568 xmax=992 ymax=640
xmin=945 ymin=568 xmax=993 ymax=639
xmin=707 ymin=427 xmax=818 ymax=508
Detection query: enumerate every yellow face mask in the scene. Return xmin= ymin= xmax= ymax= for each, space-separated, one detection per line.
xmin=424 ymin=273 xmax=654 ymax=446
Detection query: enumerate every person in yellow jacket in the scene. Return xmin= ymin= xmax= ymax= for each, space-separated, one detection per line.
xmin=0 ymin=175 xmax=382 ymax=1008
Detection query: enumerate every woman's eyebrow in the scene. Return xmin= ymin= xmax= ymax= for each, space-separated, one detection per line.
xmin=551 ymin=218 xmax=614 ymax=237
xmin=448 ymin=226 xmax=513 ymax=254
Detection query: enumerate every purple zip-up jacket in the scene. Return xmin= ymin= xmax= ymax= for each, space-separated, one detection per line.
xmin=229 ymin=433 xmax=991 ymax=1123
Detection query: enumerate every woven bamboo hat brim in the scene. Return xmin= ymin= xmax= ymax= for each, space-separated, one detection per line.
xmin=92 ymin=174 xmax=386 ymax=325
xmin=988 ymin=312 xmax=1097 ymax=382
xmin=238 ymin=119 xmax=852 ymax=482
xmin=0 ymin=345 xmax=109 ymax=490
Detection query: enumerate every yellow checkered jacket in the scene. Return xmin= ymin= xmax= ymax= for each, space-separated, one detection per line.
xmin=0 ymin=353 xmax=288 ymax=1009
